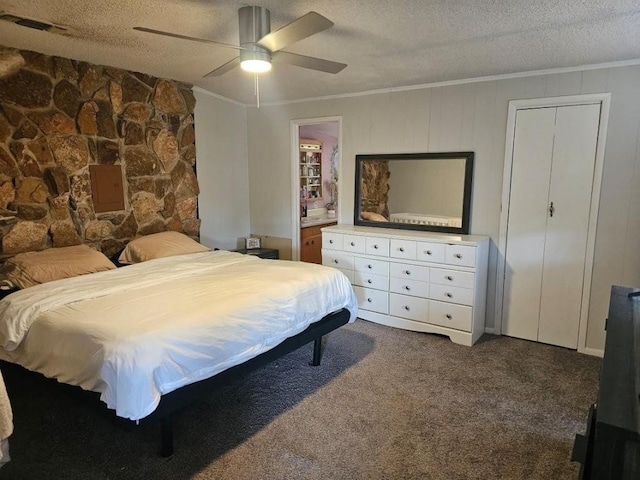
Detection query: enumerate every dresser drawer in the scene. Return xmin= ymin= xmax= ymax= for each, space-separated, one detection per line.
xmin=323 ymin=232 xmax=343 ymax=250
xmin=365 ymin=237 xmax=390 ymax=257
xmin=430 ymin=268 xmax=475 ymax=289
xmin=354 ymin=256 xmax=389 ymax=276
xmin=429 ymin=300 xmax=472 ymax=332
xmin=429 ymin=284 xmax=474 ymax=306
xmin=343 ymin=234 xmax=366 ymax=254
xmin=389 ymin=262 xmax=429 ymax=282
xmin=390 ymin=239 xmax=416 ymax=260
xmin=322 ymin=251 xmax=354 ymax=270
xmin=416 ymin=241 xmax=446 ymax=263
xmin=354 ymin=286 xmax=389 ymax=314
xmin=390 ymin=293 xmax=429 ymax=322
xmin=389 ymin=277 xmax=429 ymax=298
xmin=354 ymin=271 xmax=389 ymax=290
xmin=445 ymin=244 xmax=476 ymax=267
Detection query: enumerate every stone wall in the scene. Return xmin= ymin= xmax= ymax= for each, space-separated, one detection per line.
xmin=0 ymin=46 xmax=199 ymax=258
xmin=360 ymin=160 xmax=389 ymax=219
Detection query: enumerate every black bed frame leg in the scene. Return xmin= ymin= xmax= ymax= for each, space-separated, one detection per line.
xmin=311 ymin=336 xmax=323 ymax=366
xmin=160 ymin=414 xmax=174 ymax=457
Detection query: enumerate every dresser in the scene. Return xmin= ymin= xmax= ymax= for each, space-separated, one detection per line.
xmin=321 ymin=225 xmax=489 ymax=346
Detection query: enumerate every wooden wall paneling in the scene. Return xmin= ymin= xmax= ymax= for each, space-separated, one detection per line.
xmin=587 ymin=67 xmax=640 ymax=348
xmin=544 ymin=74 xmax=561 ymax=97
xmin=581 ymin=69 xmax=609 ymax=94
xmin=524 ymin=75 xmax=548 ymax=98
xmin=471 ymin=81 xmax=498 ymax=236
xmin=428 ymin=87 xmax=443 ymax=152
xmin=490 ymin=78 xmax=527 ymax=215
xmin=368 ymin=93 xmax=395 ymax=153
xmin=460 ymin=83 xmax=478 ymax=150
xmin=558 ymin=71 xmax=584 ymax=96
xmin=239 ymin=64 xmax=640 ymax=351
xmin=350 ymin=99 xmax=374 ymax=153
xmin=401 ymin=88 xmax=431 ymax=152
xmin=469 ymin=81 xmax=499 ymax=328
xmin=439 ymin=85 xmax=465 ymax=150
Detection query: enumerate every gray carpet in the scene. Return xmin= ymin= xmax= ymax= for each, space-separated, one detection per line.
xmin=0 ymin=319 xmax=600 ymax=480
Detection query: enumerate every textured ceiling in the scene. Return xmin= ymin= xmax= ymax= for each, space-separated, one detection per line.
xmin=0 ymin=0 xmax=639 ymax=105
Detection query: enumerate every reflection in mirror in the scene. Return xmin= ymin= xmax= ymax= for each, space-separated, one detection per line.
xmin=355 ymin=152 xmax=474 ymax=234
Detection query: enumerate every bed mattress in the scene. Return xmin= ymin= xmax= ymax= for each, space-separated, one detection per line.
xmin=0 ymin=251 xmax=357 ymax=420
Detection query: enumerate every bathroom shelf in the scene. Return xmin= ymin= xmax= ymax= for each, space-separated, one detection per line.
xmin=300 ymin=138 xmax=323 ymax=200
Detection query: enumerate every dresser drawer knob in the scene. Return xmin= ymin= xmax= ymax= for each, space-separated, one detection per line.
xmin=367 ymin=279 xmax=372 ymax=284
xmin=367 ymin=298 xmax=372 ymax=303
xmin=329 ymin=239 xmax=334 ymax=244
xmin=334 ymin=259 xmax=339 ymax=264
xmin=404 ymin=270 xmax=411 ymax=275
xmin=454 ymin=253 xmax=462 ymax=259
xmin=446 ymin=314 xmax=452 ymax=320
xmin=446 ymin=275 xmax=453 ymax=281
xmin=367 ymin=264 xmax=372 ymax=269
xmin=350 ymin=242 xmax=355 ymax=246
xmin=445 ymin=292 xmax=453 ymax=298
xmin=374 ymin=244 xmax=379 ymax=249
xmin=399 ymin=247 xmax=405 ymax=252
xmin=404 ymin=285 xmax=411 ymax=291
xmin=403 ymin=305 xmax=410 ymax=311
xmin=426 ymin=250 xmax=432 ymax=255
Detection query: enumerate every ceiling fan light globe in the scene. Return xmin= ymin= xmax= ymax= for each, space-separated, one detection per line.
xmin=241 ymin=59 xmax=272 ymax=73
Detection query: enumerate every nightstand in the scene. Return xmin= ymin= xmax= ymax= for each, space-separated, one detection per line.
xmin=234 ymin=248 xmax=279 ymax=259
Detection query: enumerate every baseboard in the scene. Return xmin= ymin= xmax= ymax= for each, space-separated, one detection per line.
xmin=579 ymin=347 xmax=604 ymax=358
xmin=484 ymin=326 xmax=603 ymax=356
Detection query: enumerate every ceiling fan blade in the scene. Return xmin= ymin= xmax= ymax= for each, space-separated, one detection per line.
xmin=273 ymin=51 xmax=346 ymax=74
xmin=257 ymin=11 xmax=333 ymax=52
xmin=133 ymin=26 xmax=242 ymax=50
xmin=203 ymin=56 xmax=241 ymax=78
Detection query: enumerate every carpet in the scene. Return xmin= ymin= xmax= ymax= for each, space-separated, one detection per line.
xmin=0 ymin=319 xmax=600 ymax=479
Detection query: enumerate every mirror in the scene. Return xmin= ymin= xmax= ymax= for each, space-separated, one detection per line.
xmin=354 ymin=152 xmax=474 ymax=234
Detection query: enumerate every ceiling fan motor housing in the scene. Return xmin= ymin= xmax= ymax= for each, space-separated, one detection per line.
xmin=239 ymin=5 xmax=271 ymax=64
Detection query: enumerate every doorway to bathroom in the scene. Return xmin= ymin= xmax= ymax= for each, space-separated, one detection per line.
xmin=290 ymin=117 xmax=342 ymax=262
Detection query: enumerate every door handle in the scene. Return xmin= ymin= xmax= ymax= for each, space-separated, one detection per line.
xmin=549 ymin=201 xmax=555 ymax=217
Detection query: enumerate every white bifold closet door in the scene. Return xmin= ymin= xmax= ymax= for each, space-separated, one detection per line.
xmin=502 ymin=103 xmax=600 ymax=349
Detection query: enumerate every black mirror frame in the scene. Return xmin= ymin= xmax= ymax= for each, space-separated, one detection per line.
xmin=354 ymin=151 xmax=474 ymax=235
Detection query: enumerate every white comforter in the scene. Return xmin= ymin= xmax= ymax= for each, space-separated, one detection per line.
xmin=0 ymin=251 xmax=357 ymax=420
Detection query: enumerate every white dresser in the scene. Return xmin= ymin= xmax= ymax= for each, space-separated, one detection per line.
xmin=322 ymin=225 xmax=489 ymax=346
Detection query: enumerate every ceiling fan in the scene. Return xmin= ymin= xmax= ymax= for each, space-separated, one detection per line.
xmin=134 ymin=5 xmax=347 ymax=78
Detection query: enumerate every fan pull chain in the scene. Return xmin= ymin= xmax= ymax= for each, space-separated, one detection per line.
xmin=253 ymin=5 xmax=260 ymax=108
xmin=255 ymin=72 xmax=260 ymax=108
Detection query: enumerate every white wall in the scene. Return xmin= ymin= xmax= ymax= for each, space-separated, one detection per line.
xmin=193 ymin=89 xmax=250 ymax=250
xmin=245 ymin=65 xmax=640 ymax=351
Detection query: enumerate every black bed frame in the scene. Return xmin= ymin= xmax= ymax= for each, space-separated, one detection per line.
xmin=4 ymin=308 xmax=351 ymax=457
xmin=151 ymin=308 xmax=350 ymax=456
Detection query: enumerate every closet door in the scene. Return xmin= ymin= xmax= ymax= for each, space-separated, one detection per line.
xmin=502 ymin=104 xmax=600 ymax=349
xmin=502 ymin=107 xmax=556 ymax=342
xmin=537 ymin=104 xmax=600 ymax=347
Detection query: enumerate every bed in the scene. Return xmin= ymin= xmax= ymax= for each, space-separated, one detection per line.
xmin=0 ymin=236 xmax=357 ymax=455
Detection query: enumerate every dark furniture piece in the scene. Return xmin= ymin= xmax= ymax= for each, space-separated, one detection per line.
xmin=234 ymin=248 xmax=279 ymax=259
xmin=572 ymin=285 xmax=640 ymax=479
